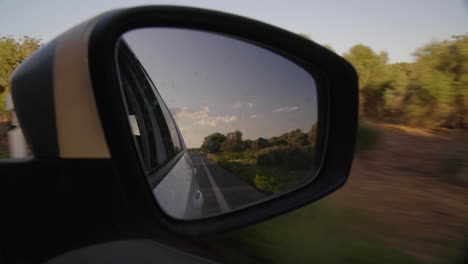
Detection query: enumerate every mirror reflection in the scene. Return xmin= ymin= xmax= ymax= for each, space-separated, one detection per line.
xmin=117 ymin=28 xmax=320 ymax=220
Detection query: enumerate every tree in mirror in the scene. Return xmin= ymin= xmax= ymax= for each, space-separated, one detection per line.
xmin=117 ymin=28 xmax=321 ymax=220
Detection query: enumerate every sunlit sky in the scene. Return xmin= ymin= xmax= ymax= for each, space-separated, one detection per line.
xmin=124 ymin=29 xmax=317 ymax=147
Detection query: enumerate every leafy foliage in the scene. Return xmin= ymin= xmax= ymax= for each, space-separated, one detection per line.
xmin=0 ymin=36 xmax=42 ymax=114
xmin=307 ymin=124 xmax=318 ymax=147
xmin=220 ymin=130 xmax=244 ymax=153
xmin=255 ymin=146 xmax=313 ymax=170
xmin=344 ymin=44 xmax=390 ymax=117
xmin=251 ymin=137 xmax=271 ymax=150
xmin=341 ymin=34 xmax=468 ymax=128
xmin=281 ymin=129 xmax=309 ymax=147
xmin=201 ymin=132 xmax=226 ymax=154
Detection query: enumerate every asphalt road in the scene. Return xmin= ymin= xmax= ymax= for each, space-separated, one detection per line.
xmin=189 ymin=152 xmax=267 ymax=217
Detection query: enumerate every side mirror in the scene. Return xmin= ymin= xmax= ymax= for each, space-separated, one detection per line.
xmin=8 ymin=5 xmax=357 ymax=241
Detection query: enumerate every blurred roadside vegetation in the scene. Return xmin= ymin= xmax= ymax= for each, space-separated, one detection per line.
xmin=299 ymin=33 xmax=468 ymax=129
xmin=344 ymin=34 xmax=467 ymax=129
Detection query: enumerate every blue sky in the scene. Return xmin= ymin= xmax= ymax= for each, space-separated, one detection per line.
xmin=1 ymin=0 xmax=467 ymax=63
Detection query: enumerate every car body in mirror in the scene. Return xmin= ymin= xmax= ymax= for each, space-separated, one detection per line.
xmin=117 ymin=40 xmax=205 ymax=219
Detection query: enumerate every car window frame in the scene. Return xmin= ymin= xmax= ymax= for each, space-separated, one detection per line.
xmin=116 ymin=40 xmax=184 ymax=181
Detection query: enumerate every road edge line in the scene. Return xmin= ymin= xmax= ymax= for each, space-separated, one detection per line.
xmin=199 ymin=154 xmax=231 ymax=212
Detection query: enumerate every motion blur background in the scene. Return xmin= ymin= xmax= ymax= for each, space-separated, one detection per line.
xmin=0 ymin=0 xmax=467 ymax=263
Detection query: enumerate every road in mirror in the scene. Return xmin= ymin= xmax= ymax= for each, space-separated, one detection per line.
xmin=117 ymin=28 xmax=320 ymax=220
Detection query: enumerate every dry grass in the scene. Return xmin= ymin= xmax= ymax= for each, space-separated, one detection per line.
xmin=330 ymin=123 xmax=468 ymax=262
xmin=381 ymin=123 xmax=439 ymax=137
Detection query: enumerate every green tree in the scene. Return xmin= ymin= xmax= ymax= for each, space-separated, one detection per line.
xmin=242 ymin=139 xmax=253 ymax=150
xmin=307 ymin=124 xmax=318 ymax=146
xmin=0 ymin=36 xmax=42 ymax=114
xmin=269 ymin=136 xmax=288 ymax=147
xmin=405 ymin=34 xmax=468 ymax=128
xmin=283 ymin=129 xmax=309 ymax=147
xmin=220 ymin=130 xmax=244 ymax=153
xmin=252 ymin=137 xmax=271 ymax=151
xmin=381 ymin=63 xmax=412 ymax=121
xmin=226 ymin=130 xmax=243 ymax=144
xmin=201 ymin=132 xmax=227 ymax=154
xmin=342 ymin=35 xmax=467 ymax=128
xmin=220 ymin=140 xmax=244 ymax=153
xmin=344 ymin=44 xmax=389 ymax=118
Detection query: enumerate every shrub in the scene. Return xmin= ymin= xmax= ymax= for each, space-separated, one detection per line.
xmin=254 ymin=171 xmax=288 ymax=193
xmin=254 ymin=168 xmax=301 ymax=193
xmin=256 ymin=146 xmax=287 ymax=166
xmin=220 ymin=140 xmax=244 ymax=153
xmin=251 ymin=137 xmax=271 ymax=151
xmin=201 ymin=132 xmax=227 ymax=154
xmin=222 ymin=152 xmax=245 ymax=160
xmin=256 ymin=146 xmax=314 ymax=169
xmin=254 ymin=173 xmax=274 ymax=193
xmin=269 ymin=136 xmax=288 ymax=147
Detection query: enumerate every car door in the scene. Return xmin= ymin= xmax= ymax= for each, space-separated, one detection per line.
xmin=117 ymin=40 xmax=204 ymax=219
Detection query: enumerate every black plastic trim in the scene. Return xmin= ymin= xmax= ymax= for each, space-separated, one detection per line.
xmin=87 ymin=6 xmax=358 ymax=236
xmin=10 ymin=40 xmax=59 ymax=157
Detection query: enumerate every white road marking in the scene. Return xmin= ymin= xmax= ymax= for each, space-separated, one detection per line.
xmin=199 ymin=154 xmax=231 ymax=212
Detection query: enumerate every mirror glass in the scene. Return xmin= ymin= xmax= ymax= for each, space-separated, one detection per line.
xmin=117 ymin=28 xmax=321 ymax=220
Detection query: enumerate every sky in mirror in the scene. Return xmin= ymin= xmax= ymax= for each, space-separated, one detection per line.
xmin=123 ymin=28 xmax=317 ymax=148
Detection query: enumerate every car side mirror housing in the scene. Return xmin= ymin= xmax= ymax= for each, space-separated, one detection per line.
xmin=6 ymin=5 xmax=358 ymax=257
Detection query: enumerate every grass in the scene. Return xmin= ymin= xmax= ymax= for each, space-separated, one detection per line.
xmin=208 ymin=153 xmax=257 ymax=185
xmin=203 ymin=199 xmax=423 ymax=264
xmin=206 ymin=153 xmax=308 ymax=193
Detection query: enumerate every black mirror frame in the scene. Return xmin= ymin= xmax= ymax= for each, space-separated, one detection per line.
xmin=88 ymin=6 xmax=358 ymax=236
